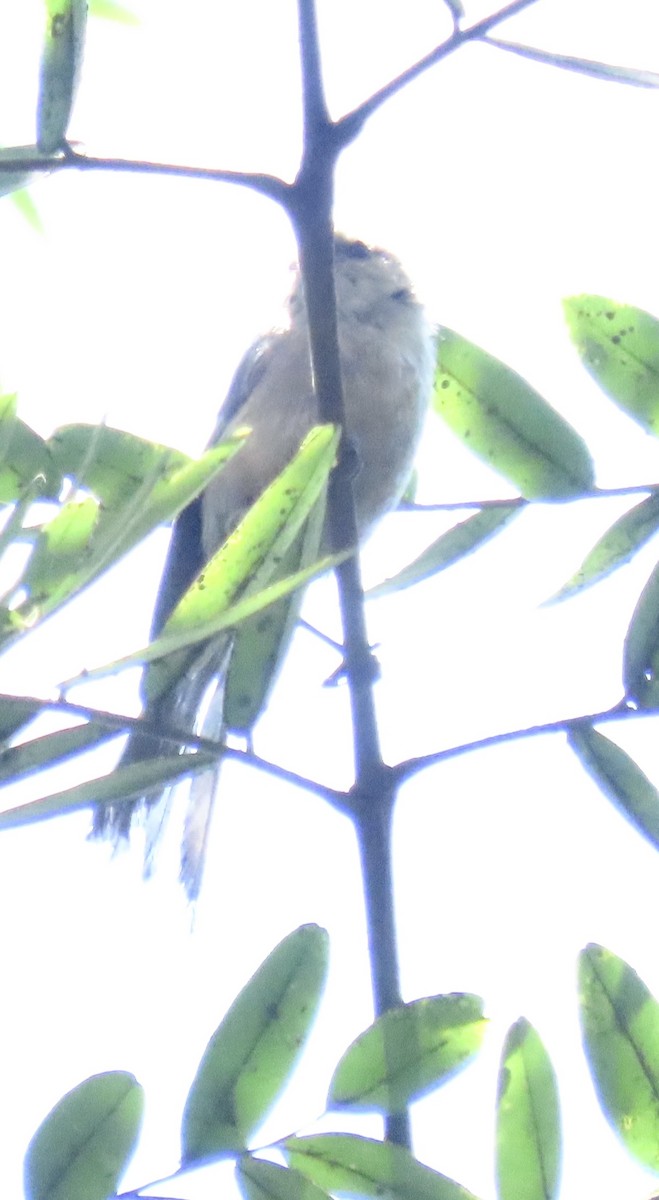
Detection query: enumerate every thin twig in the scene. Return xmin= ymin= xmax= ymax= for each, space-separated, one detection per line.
xmin=0 ymin=145 xmax=290 ymax=207
xmin=400 ymin=482 xmax=659 ymax=513
xmin=393 ymin=698 xmax=646 ymax=782
xmin=338 ymin=0 xmax=543 ymax=136
xmin=0 ymin=692 xmax=344 ymax=806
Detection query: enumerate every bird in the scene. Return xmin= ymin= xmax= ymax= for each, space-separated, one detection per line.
xmin=92 ymin=235 xmax=435 ymax=897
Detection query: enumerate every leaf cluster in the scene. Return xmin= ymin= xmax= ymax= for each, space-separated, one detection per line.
xmin=24 ymin=927 xmax=659 ymax=1200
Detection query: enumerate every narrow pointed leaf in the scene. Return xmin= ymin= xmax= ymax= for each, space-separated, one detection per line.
xmin=89 ymin=0 xmax=138 ymax=22
xmin=0 ymin=695 xmax=40 ymax=741
xmin=552 ymin=493 xmax=659 ymax=601
xmin=237 ymin=1158 xmax=331 ymax=1200
xmin=10 ymin=187 xmax=44 ymax=232
xmin=328 ymin=994 xmax=486 ymax=1114
xmin=623 ymin=560 xmax=659 ymax=705
xmin=24 ymin=1070 xmax=143 ymax=1200
xmin=144 ymin=424 xmax=338 ymax=707
xmin=0 ymin=146 xmax=57 ymax=200
xmin=434 ymin=329 xmax=593 ymax=498
xmin=0 ymin=483 xmax=44 ymax=579
xmin=579 ymin=944 xmax=659 ymax=1171
xmin=21 ymin=497 xmax=100 ymax=594
xmin=37 ymin=0 xmax=88 ymax=153
xmin=486 ymin=38 xmax=659 ymax=88
xmin=222 ymin=542 xmax=306 ymax=735
xmin=496 ymin=1018 xmax=561 ymax=1200
xmin=182 ymin=924 xmax=329 ymax=1163
xmin=285 ymin=1134 xmax=480 ymax=1200
xmin=368 ymin=504 xmax=518 ymax=598
xmin=0 ymin=395 xmax=60 ymax=502
xmin=9 ymin=432 xmax=240 ymax=632
xmin=60 ymin=551 xmax=339 ymax=688
xmin=224 ymin=479 xmax=327 ymax=733
xmin=0 ymin=722 xmax=114 ymax=784
xmin=564 ymin=297 xmax=659 ymax=433
xmin=568 ymin=724 xmax=659 ymax=851
xmin=0 ymin=751 xmax=215 ymax=831
xmin=50 ymin=423 xmax=188 ymax=506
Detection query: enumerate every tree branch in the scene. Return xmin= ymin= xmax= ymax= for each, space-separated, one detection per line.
xmin=393 ymin=697 xmax=649 ymax=782
xmin=291 ymin=0 xmax=409 ymax=1149
xmin=0 ymin=145 xmax=290 ymax=206
xmin=400 ymin=482 xmax=659 ymax=513
xmin=337 ymin=0 xmax=543 ymax=136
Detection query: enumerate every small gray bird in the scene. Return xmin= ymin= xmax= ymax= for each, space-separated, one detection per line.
xmin=93 ymin=236 xmax=434 ymax=895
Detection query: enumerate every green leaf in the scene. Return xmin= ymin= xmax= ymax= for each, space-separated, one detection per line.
xmin=0 ymin=394 xmax=60 ymax=503
xmin=182 ymin=924 xmax=329 ymax=1163
xmin=6 ymin=430 xmax=240 ymax=634
xmin=496 ymin=1018 xmax=561 ymax=1200
xmin=24 ymin=1070 xmax=143 ymax=1200
xmin=222 ymin=541 xmax=307 ymax=734
xmin=434 ymin=329 xmax=594 ymax=498
xmin=21 ymin=496 xmax=100 ymax=594
xmin=143 ymin=423 xmax=338 ymax=707
xmin=564 ymin=297 xmax=659 ymax=433
xmin=50 ymin=423 xmax=189 ymax=506
xmin=10 ymin=187 xmax=44 ymax=232
xmin=568 ymin=724 xmax=659 ymax=852
xmin=37 ymin=0 xmax=88 ymax=153
xmin=285 ymin=1134 xmax=480 ymax=1200
xmin=223 ymin=477 xmax=327 ymax=734
xmin=486 ymin=39 xmax=659 ymax=88
xmin=0 ymin=145 xmax=57 ymax=201
xmin=89 ymin=0 xmax=139 ymax=22
xmin=623 ymin=560 xmax=659 ymax=706
xmin=551 ymin=493 xmax=659 ymax=601
xmin=579 ymin=944 xmax=659 ymax=1172
xmin=0 ymin=751 xmax=216 ymax=832
xmin=237 ymin=1158 xmax=332 ymax=1200
xmin=60 ymin=551 xmax=339 ymax=689
xmin=328 ymin=994 xmax=487 ymax=1114
xmin=0 ymin=695 xmax=40 ymax=741
xmin=368 ymin=504 xmax=518 ymax=598
xmin=0 ymin=722 xmax=114 ymax=784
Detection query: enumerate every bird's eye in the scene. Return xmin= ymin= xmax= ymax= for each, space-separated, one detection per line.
xmin=390 ymin=287 xmax=412 ymax=302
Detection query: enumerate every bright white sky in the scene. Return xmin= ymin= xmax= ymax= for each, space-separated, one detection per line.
xmin=2 ymin=2 xmax=659 ymax=1199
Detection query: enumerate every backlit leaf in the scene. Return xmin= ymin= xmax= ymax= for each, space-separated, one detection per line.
xmin=37 ymin=0 xmax=88 ymax=153
xmin=328 ymin=994 xmax=486 ymax=1114
xmin=579 ymin=944 xmax=659 ymax=1172
xmin=285 ymin=1134 xmax=480 ymax=1200
xmin=568 ymin=724 xmax=659 ymax=852
xmin=496 ymin=1018 xmax=561 ymax=1200
xmin=182 ymin=925 xmax=329 ymax=1162
xmin=369 ymin=504 xmax=518 ymax=597
xmin=0 ymin=145 xmax=57 ymax=201
xmin=237 ymin=1158 xmax=331 ymax=1200
xmin=25 ymin=1071 xmax=143 ymax=1200
xmin=0 ymin=751 xmax=215 ymax=832
xmin=564 ymin=297 xmax=659 ymax=433
xmin=0 ymin=394 xmax=60 ymax=502
xmin=552 ymin=493 xmax=659 ymax=601
xmin=434 ymin=329 xmax=593 ymax=498
xmin=623 ymin=561 xmax=659 ymax=705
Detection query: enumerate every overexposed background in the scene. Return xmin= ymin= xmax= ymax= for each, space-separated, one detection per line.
xmin=1 ymin=2 xmax=659 ymax=1197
